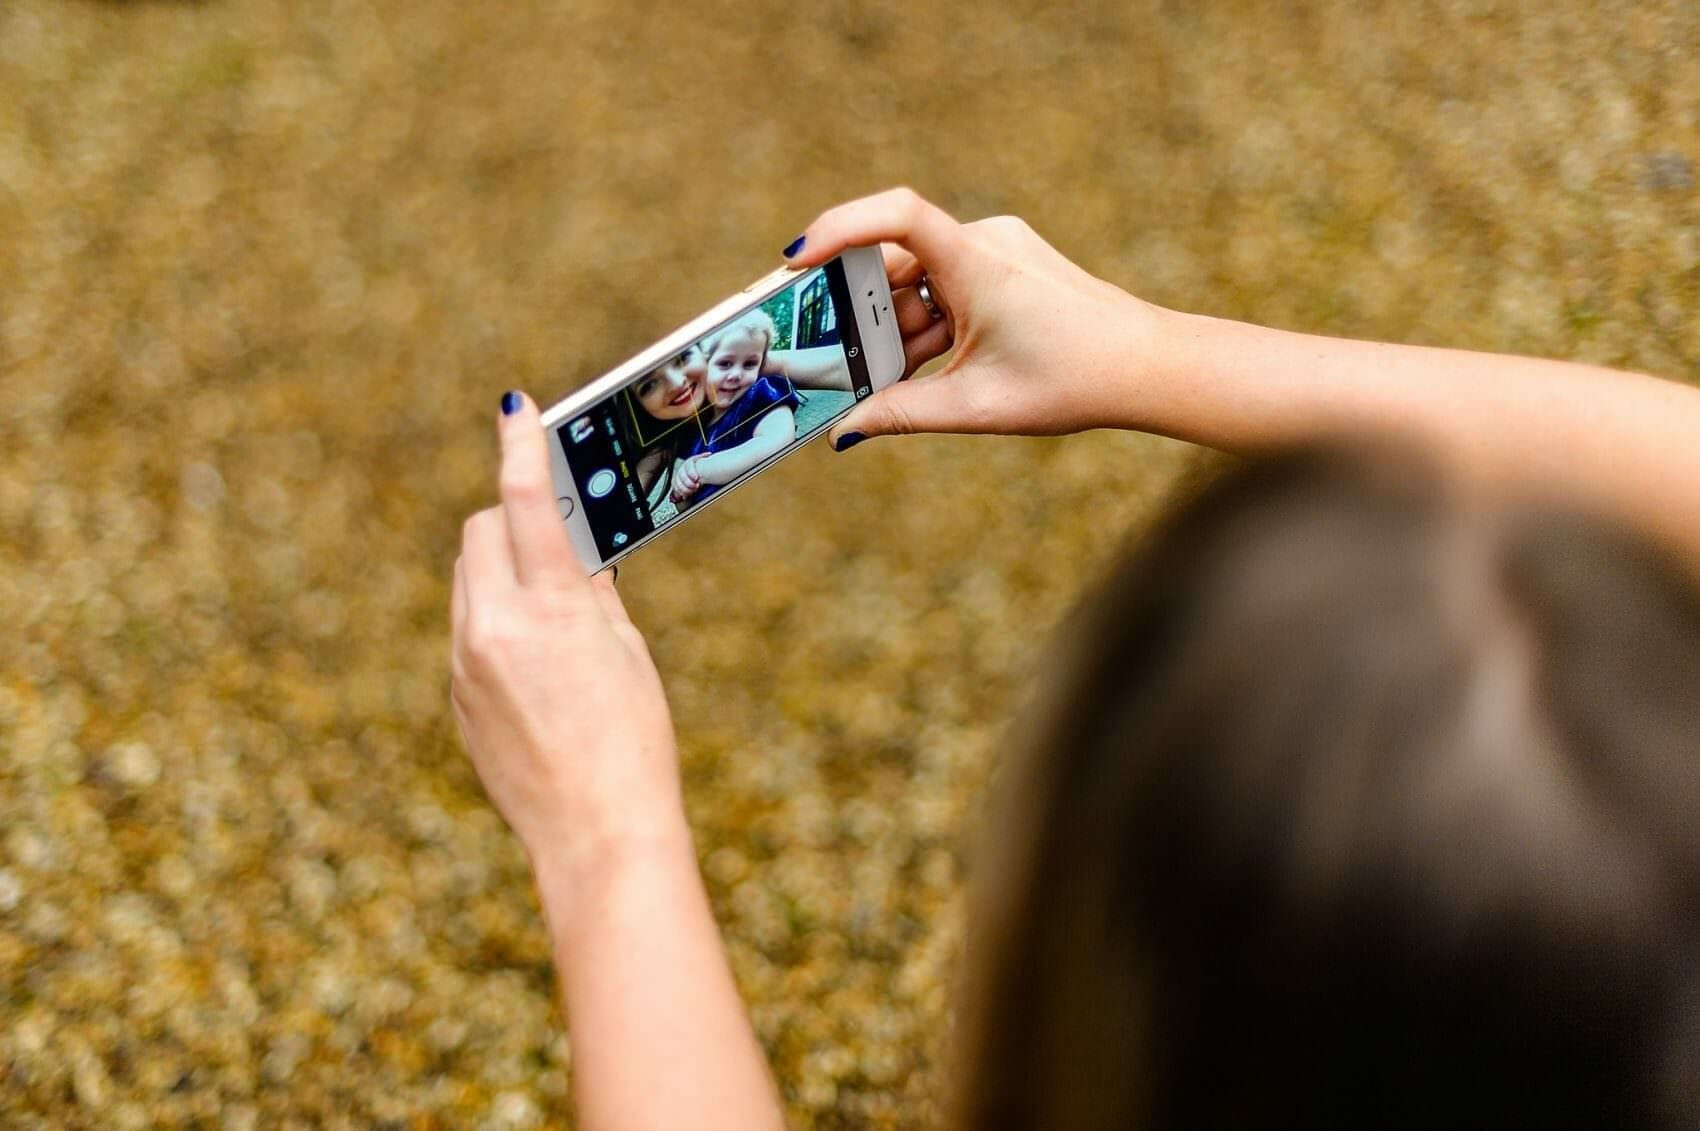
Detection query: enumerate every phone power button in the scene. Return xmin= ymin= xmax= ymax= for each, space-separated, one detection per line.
xmin=556 ymin=496 xmax=575 ymax=519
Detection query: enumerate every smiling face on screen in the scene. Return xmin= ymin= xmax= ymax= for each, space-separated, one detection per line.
xmin=633 ymin=347 xmax=706 ymax=422
xmin=705 ymin=327 xmax=769 ymax=412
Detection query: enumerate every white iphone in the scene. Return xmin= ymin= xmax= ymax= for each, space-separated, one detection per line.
xmin=541 ymin=246 xmax=904 ymax=573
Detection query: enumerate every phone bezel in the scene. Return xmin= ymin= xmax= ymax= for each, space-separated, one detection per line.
xmin=543 ymin=246 xmax=904 ymax=573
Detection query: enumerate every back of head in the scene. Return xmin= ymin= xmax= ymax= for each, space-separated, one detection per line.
xmin=957 ymin=449 xmax=1700 ymax=1131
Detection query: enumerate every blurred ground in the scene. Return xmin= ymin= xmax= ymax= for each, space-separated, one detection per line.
xmin=1 ymin=1 xmax=1696 ymax=1127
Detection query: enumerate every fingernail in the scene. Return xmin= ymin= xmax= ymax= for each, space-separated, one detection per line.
xmin=610 ymin=565 xmax=620 ymax=584
xmin=782 ymin=235 xmax=805 ymax=258
xmin=501 ymin=391 xmax=523 ymax=416
xmin=834 ymin=431 xmax=865 ymax=452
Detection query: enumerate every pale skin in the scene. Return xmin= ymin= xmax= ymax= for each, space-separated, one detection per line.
xmin=767 ymin=345 xmax=854 ymax=392
xmin=452 ymin=188 xmax=1700 ymax=1130
xmin=453 ymin=396 xmax=788 ymax=1131
xmin=670 ymin=407 xmax=795 ymax=505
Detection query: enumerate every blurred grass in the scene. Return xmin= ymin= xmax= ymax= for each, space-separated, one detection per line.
xmin=1 ymin=1 xmax=1696 ymax=1127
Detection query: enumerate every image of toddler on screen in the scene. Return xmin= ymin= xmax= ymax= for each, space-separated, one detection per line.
xmin=670 ymin=309 xmax=799 ymax=508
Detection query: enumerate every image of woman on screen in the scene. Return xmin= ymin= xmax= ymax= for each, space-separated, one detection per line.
xmin=624 ymin=347 xmax=709 ymax=513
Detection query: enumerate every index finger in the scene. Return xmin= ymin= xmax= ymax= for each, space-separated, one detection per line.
xmin=784 ymin=187 xmax=963 ymax=280
xmin=496 ymin=390 xmax=587 ymax=590
xmin=879 ymin=241 xmax=924 ymax=290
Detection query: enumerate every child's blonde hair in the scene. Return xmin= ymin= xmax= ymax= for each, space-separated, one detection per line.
xmin=702 ymin=308 xmax=776 ymax=364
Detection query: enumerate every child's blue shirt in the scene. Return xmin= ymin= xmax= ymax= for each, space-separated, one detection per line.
xmin=679 ymin=375 xmax=799 ymax=502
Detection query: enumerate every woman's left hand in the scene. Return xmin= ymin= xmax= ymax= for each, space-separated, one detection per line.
xmin=451 ymin=393 xmax=684 ymax=870
xmin=452 ymin=397 xmax=788 ymax=1131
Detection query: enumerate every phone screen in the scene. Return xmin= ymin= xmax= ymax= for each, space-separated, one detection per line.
xmin=558 ymin=258 xmax=872 ymax=562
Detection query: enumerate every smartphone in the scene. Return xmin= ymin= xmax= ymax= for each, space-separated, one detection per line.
xmin=542 ymin=246 xmax=903 ymax=573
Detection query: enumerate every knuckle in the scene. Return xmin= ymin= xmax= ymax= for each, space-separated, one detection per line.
xmin=463 ymin=507 xmax=502 ymax=554
xmin=882 ymin=394 xmax=917 ymax=437
xmin=613 ymin=621 xmax=651 ymax=657
xmin=500 ymin=466 xmax=547 ymax=505
xmin=462 ymin=610 xmax=507 ymax=662
xmin=983 ymin=214 xmax=1035 ymax=245
xmin=890 ymin=186 xmax=924 ymax=222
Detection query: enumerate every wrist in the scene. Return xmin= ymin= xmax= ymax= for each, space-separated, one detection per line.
xmin=527 ymin=801 xmax=695 ymax=934
xmin=1093 ymin=299 xmax=1223 ymax=437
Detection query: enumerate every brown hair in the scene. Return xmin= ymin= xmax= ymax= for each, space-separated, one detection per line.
xmin=957 ymin=448 xmax=1700 ymax=1130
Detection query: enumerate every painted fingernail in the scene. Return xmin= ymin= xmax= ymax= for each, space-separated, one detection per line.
xmin=782 ymin=235 xmax=806 ymax=258
xmin=834 ymin=431 xmax=865 ymax=452
xmin=501 ymin=391 xmax=523 ymax=416
xmin=610 ymin=565 xmax=620 ymax=584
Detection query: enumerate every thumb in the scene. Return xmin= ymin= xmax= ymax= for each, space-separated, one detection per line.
xmin=825 ymin=367 xmax=976 ymax=449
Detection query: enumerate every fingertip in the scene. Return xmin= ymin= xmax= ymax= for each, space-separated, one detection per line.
xmin=498 ymin=391 xmax=541 ymax=439
xmin=784 ymin=206 xmax=850 ymax=266
xmin=496 ymin=391 xmax=546 ymax=459
xmin=826 ymin=411 xmax=872 ymax=451
xmin=785 ymin=231 xmax=831 ymax=267
xmin=493 ymin=390 xmax=569 ymax=572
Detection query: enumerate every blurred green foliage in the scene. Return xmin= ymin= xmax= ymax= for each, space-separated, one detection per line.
xmin=762 ymin=286 xmax=797 ymax=352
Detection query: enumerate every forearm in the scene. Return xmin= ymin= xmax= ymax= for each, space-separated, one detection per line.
xmin=698 ymin=432 xmax=789 ymax=485
xmin=1132 ymin=305 xmax=1700 ymax=563
xmin=534 ymin=822 xmax=785 ymax=1131
xmin=770 ymin=347 xmax=853 ymax=392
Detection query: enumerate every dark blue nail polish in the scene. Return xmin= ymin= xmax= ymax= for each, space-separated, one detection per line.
xmin=610 ymin=565 xmax=620 ymax=584
xmin=834 ymin=431 xmax=865 ymax=452
xmin=501 ymin=391 xmax=523 ymax=416
xmin=782 ymin=235 xmax=806 ymax=258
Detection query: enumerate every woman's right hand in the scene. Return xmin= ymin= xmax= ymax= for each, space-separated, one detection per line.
xmin=782 ymin=187 xmax=1169 ymax=446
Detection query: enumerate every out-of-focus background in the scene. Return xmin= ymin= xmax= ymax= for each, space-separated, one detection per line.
xmin=2 ymin=1 xmax=1696 ymax=1127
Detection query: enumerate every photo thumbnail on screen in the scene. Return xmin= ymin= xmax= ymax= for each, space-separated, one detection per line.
xmin=558 ymin=261 xmax=874 ymax=561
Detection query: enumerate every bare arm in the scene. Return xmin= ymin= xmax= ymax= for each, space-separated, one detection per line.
xmin=452 ymin=395 xmax=786 ymax=1131
xmin=767 ymin=346 xmax=853 ymax=392
xmin=1140 ymin=310 xmax=1700 ymax=562
xmin=785 ymin=188 xmax=1700 ymax=566
xmin=535 ymin=827 xmax=786 ymax=1131
xmin=694 ymin=407 xmax=797 ymax=485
